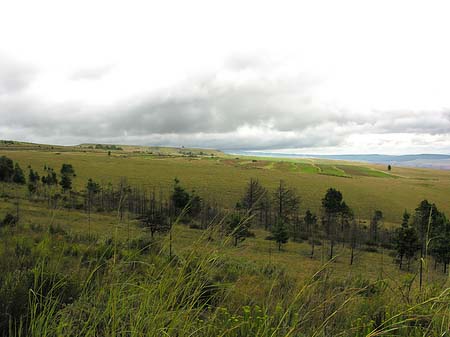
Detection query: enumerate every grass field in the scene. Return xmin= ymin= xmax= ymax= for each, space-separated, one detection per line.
xmin=2 ymin=143 xmax=449 ymax=224
xmin=2 ymin=142 xmax=450 ymax=336
xmin=1 ymin=181 xmax=450 ymax=336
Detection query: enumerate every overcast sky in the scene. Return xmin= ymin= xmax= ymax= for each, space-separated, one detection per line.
xmin=1 ymin=0 xmax=450 ymax=154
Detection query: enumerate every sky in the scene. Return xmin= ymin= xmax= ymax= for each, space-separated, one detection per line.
xmin=1 ymin=0 xmax=450 ymax=154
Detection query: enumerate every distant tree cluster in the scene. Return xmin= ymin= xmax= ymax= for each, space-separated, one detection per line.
xmin=0 ymin=156 xmax=25 ymax=184
xmin=93 ymin=144 xmax=123 ymax=150
xmin=0 ymin=157 xmax=78 ymax=198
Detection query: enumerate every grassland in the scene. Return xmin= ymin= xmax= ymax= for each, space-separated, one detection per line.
xmin=0 ymin=193 xmax=436 ymax=285
xmin=1 ymin=181 xmax=450 ymax=336
xmin=2 ymin=142 xmax=450 ymax=336
xmin=2 ymin=142 xmax=449 ymax=224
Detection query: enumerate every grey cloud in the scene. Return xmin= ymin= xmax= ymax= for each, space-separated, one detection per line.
xmin=365 ymin=110 xmax=450 ymax=135
xmin=102 ymin=69 xmax=329 ymax=136
xmin=1 ymin=54 xmax=450 ymax=151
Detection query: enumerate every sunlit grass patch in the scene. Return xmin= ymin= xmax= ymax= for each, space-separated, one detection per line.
xmin=317 ymin=164 xmax=350 ymax=177
xmin=336 ymin=165 xmax=397 ymax=178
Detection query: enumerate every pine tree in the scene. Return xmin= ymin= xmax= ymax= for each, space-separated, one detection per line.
xmin=272 ymin=219 xmax=289 ymax=251
xmin=140 ymin=208 xmax=170 ymax=238
xmin=429 ymin=209 xmax=450 ymax=273
xmin=393 ymin=211 xmax=420 ymax=270
xmin=60 ymin=174 xmax=72 ymax=192
xmin=322 ymin=188 xmax=347 ymax=259
xmin=0 ymin=156 xmax=14 ymax=182
xmin=28 ymin=168 xmax=40 ymax=195
xmin=171 ymin=178 xmax=201 ymax=217
xmin=226 ymin=212 xmax=253 ymax=246
xmin=60 ymin=163 xmax=75 ymax=176
xmin=171 ymin=178 xmax=190 ymax=212
xmin=12 ymin=163 xmax=26 ymax=184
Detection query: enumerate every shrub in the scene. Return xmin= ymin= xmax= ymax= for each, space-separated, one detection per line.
xmin=1 ymin=213 xmax=18 ymax=227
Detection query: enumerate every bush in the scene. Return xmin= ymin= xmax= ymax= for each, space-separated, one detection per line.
xmin=0 ymin=270 xmax=34 ymax=333
xmin=1 ymin=213 xmax=18 ymax=227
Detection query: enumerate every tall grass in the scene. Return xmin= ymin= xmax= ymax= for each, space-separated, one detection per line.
xmin=4 ymin=219 xmax=450 ymax=337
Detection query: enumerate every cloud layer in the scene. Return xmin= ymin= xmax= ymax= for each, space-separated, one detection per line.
xmin=1 ymin=53 xmax=450 ymax=153
xmin=1 ymin=0 xmax=450 ymax=154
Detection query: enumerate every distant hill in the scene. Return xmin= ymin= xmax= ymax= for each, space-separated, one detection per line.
xmin=226 ymin=151 xmax=450 ymax=170
xmin=0 ymin=140 xmax=224 ymax=157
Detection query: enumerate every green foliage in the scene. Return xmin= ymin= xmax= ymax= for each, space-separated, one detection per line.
xmin=172 ymin=178 xmax=190 ymax=211
xmin=12 ymin=163 xmax=26 ymax=185
xmin=322 ymin=187 xmax=344 ymax=214
xmin=226 ymin=212 xmax=254 ymax=246
xmin=171 ymin=178 xmax=202 ymax=217
xmin=304 ymin=209 xmax=317 ymax=228
xmin=393 ymin=211 xmax=420 ymax=270
xmin=271 ymin=219 xmax=289 ymax=251
xmin=86 ymin=178 xmax=100 ymax=194
xmin=139 ymin=209 xmax=170 ymax=237
xmin=60 ymin=174 xmax=72 ymax=192
xmin=0 ymin=156 xmax=14 ymax=182
xmin=60 ymin=163 xmax=75 ymax=176
xmin=28 ymin=168 xmax=40 ymax=194
xmin=41 ymin=168 xmax=58 ymax=186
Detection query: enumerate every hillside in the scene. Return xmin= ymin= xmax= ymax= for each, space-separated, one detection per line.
xmin=0 ymin=140 xmax=224 ymax=157
xmin=1 ymin=142 xmax=449 ymax=223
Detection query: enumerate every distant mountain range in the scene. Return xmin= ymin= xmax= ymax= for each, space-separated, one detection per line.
xmin=226 ymin=151 xmax=450 ymax=170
